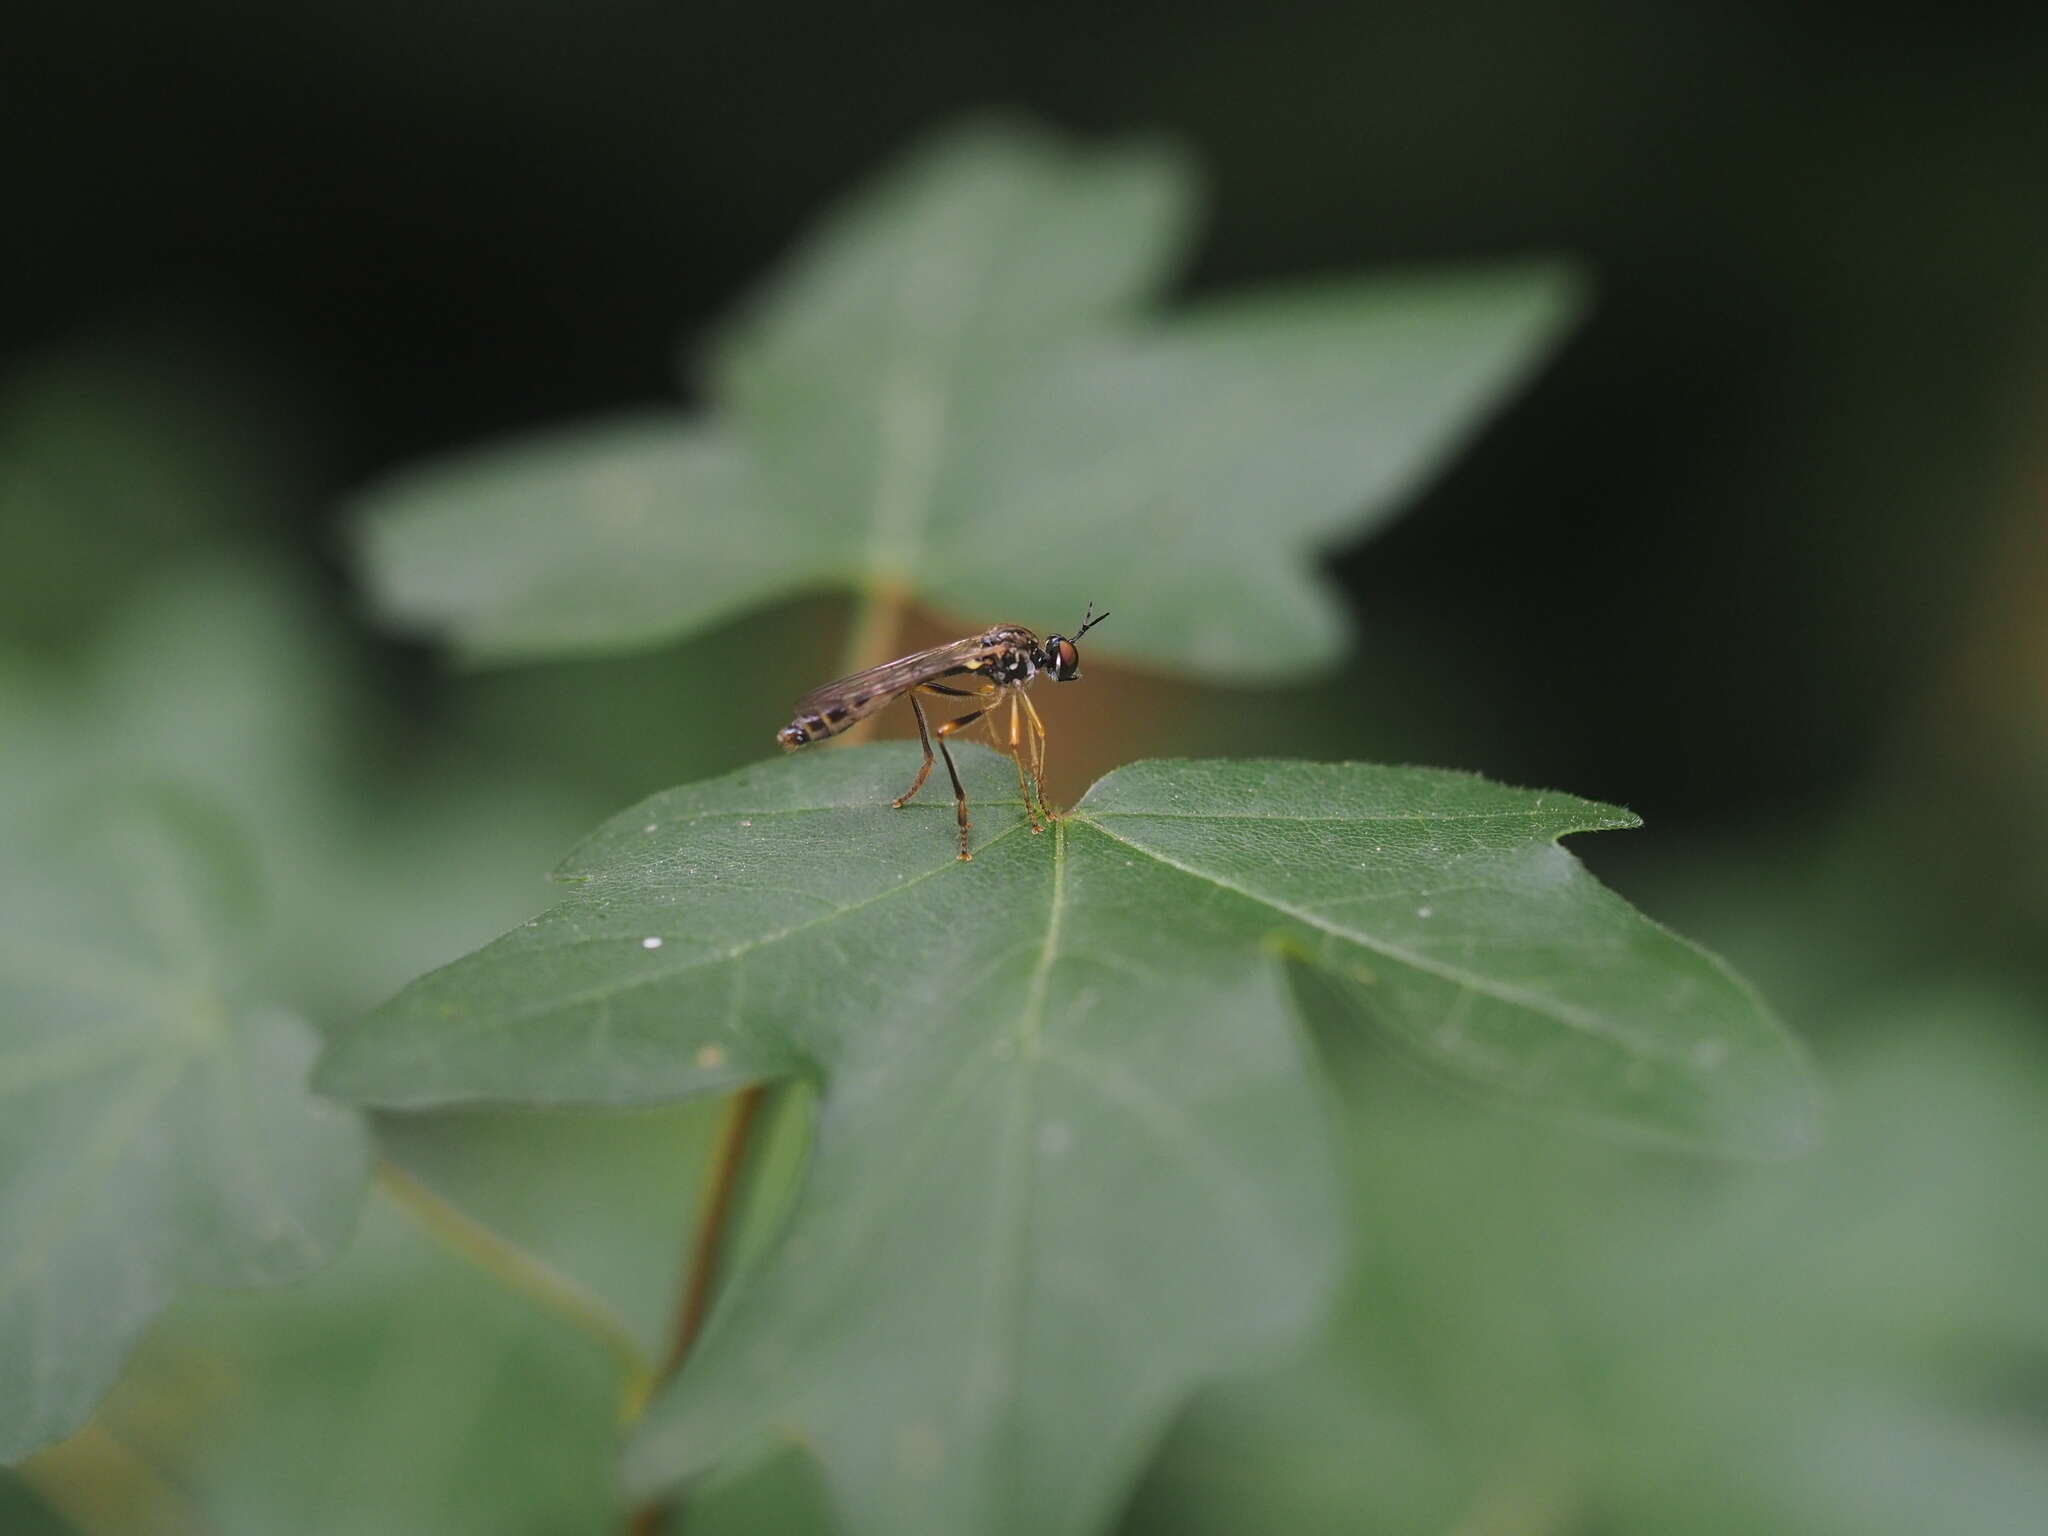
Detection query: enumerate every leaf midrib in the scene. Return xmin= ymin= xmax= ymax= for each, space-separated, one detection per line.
xmin=961 ymin=816 xmax=1064 ymax=1507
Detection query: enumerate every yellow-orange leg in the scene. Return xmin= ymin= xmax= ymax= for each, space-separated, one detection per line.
xmin=1007 ymin=693 xmax=1045 ymax=833
xmin=1018 ymin=689 xmax=1055 ymax=822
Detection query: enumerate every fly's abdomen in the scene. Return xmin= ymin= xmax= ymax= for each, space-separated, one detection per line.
xmin=776 ymin=701 xmax=859 ymax=751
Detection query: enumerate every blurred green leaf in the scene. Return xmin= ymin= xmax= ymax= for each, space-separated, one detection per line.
xmin=69 ymin=1194 xmax=625 ymax=1536
xmin=1128 ymin=988 xmax=2048 ymax=1536
xmin=374 ymin=1100 xmax=726 ymax=1359
xmin=441 ymin=593 xmax=853 ymax=810
xmin=0 ymin=1468 xmax=78 ymax=1535
xmin=354 ymin=118 xmax=1583 ymax=682
xmin=0 ymin=327 xmax=308 ymax=652
xmin=317 ymin=746 xmax=1810 ymax=1536
xmin=0 ymin=796 xmax=371 ymax=1461
xmin=681 ymin=1441 xmax=836 ymax=1536
xmin=14 ymin=550 xmax=614 ymax=1023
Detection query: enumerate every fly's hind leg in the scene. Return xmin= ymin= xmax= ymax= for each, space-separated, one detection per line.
xmin=892 ymin=693 xmax=938 ymax=809
xmin=896 ymin=683 xmax=995 ymax=858
xmin=931 ymin=707 xmax=986 ymax=860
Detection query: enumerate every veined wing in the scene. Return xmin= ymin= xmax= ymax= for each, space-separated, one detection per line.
xmin=791 ymin=635 xmax=996 ymax=723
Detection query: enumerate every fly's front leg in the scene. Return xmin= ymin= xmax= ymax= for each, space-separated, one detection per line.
xmin=1018 ymin=688 xmax=1055 ymax=823
xmin=893 ymin=693 xmax=937 ymax=809
xmin=1007 ymin=692 xmax=1044 ymax=833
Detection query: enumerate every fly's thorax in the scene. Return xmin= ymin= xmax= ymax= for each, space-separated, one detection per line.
xmin=988 ymin=645 xmax=1038 ymax=685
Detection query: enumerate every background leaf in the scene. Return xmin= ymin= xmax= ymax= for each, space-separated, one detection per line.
xmin=0 ymin=796 xmax=371 ymax=1461
xmin=0 ymin=543 xmax=760 ymax=1473
xmin=1128 ymin=989 xmax=2048 ymax=1536
xmin=317 ymin=745 xmax=1814 ymax=1535
xmin=354 ymin=119 xmax=1583 ymax=681
xmin=354 ymin=418 xmax=792 ymax=668
xmin=21 ymin=1194 xmax=624 ymax=1536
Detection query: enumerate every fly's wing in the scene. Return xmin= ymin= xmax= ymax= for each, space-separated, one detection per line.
xmin=791 ymin=635 xmax=996 ymax=726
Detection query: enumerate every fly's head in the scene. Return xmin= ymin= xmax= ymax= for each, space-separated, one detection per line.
xmin=1042 ymin=602 xmax=1109 ymax=682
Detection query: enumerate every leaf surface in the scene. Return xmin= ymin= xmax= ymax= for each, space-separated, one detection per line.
xmin=0 ymin=796 xmax=370 ymax=1461
xmin=317 ymin=746 xmax=1816 ymax=1536
xmin=354 ymin=119 xmax=1584 ymax=681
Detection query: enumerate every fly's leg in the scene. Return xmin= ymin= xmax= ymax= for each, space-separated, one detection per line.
xmin=892 ymin=684 xmax=995 ymax=858
xmin=1018 ymin=689 xmax=1055 ymax=823
xmin=931 ymin=707 xmax=986 ymax=860
xmin=893 ymin=693 xmax=937 ymax=808
xmin=1008 ymin=693 xmax=1044 ymax=833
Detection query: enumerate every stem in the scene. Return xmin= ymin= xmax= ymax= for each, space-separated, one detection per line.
xmin=624 ymin=1086 xmax=765 ymax=1536
xmin=628 ymin=580 xmax=909 ymax=1534
xmin=657 ymin=1084 xmax=766 ymax=1380
xmin=375 ymin=1159 xmax=654 ymax=1419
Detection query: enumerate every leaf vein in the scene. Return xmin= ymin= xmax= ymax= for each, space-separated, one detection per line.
xmin=1077 ymin=815 xmax=1665 ymax=1058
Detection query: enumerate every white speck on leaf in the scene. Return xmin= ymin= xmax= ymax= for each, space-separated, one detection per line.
xmin=642 ymin=823 xmax=657 ymax=833
xmin=642 ymin=936 xmax=663 ymax=950
xmin=1416 ymin=905 xmax=1434 ymax=918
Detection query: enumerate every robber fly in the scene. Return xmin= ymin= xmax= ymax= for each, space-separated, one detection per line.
xmin=778 ymin=605 xmax=1109 ymax=860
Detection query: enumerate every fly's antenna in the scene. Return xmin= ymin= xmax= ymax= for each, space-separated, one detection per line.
xmin=1074 ymin=601 xmax=1110 ymax=639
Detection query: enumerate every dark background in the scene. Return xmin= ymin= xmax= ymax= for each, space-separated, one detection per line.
xmin=12 ymin=1 xmax=2047 ymax=829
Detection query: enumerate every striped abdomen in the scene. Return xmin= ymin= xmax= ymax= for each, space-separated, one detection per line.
xmin=776 ymin=694 xmax=874 ymax=751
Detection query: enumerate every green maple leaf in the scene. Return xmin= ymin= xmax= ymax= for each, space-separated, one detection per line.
xmin=316 ymin=746 xmax=1816 ymax=1536
xmin=352 ymin=119 xmax=1584 ymax=682
xmin=0 ymin=793 xmax=370 ymax=1461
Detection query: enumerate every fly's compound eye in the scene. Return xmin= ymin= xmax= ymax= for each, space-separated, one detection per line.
xmin=1047 ymin=636 xmax=1080 ymax=681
